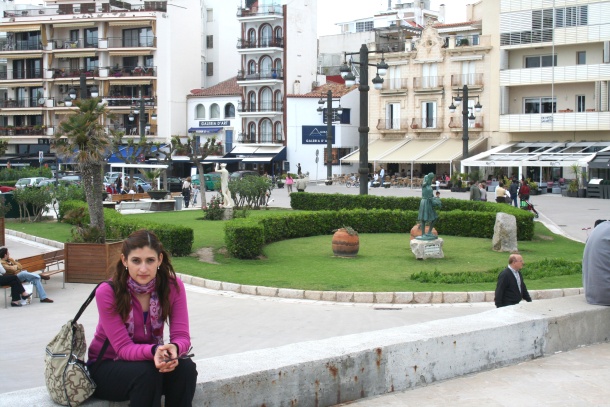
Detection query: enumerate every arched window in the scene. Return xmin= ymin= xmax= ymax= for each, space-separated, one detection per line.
xmin=210 ymin=103 xmax=220 ymax=119
xmin=224 ymin=103 xmax=235 ymax=118
xmin=248 ymin=60 xmax=256 ymax=75
xmin=248 ymin=91 xmax=256 ymax=112
xmin=260 ymin=56 xmax=273 ymax=78
xmin=274 ymin=121 xmax=283 ymax=142
xmin=195 ymin=104 xmax=205 ymax=119
xmin=274 ymin=27 xmax=283 ymax=46
xmin=274 ymin=58 xmax=282 ymax=76
xmin=248 ymin=29 xmax=256 ymax=47
xmin=260 ymin=118 xmax=272 ymax=143
xmin=248 ymin=122 xmax=256 ymax=143
xmin=274 ymin=90 xmax=283 ymax=111
xmin=261 ymin=25 xmax=272 ymax=47
xmin=261 ymin=88 xmax=272 ymax=111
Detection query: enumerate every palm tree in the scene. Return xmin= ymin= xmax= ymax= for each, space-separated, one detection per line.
xmin=54 ymin=98 xmax=110 ymax=242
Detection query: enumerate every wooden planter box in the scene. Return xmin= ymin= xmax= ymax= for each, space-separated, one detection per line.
xmin=0 ymin=217 xmax=4 ymax=246
xmin=64 ymin=241 xmax=122 ymax=284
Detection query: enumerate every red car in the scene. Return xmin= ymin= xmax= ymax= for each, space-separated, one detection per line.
xmin=0 ymin=186 xmax=16 ymax=193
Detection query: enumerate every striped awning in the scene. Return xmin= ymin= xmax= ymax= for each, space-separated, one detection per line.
xmin=108 ymin=50 xmax=152 ymax=56
xmin=109 ymin=80 xmax=151 ymax=86
xmin=0 ymin=24 xmax=41 ymax=33
xmin=54 ymin=52 xmax=96 ymax=59
xmin=52 ymin=22 xmax=96 ymax=29
xmin=0 ymin=110 xmax=43 ymax=115
xmin=109 ymin=20 xmax=152 ymax=27
xmin=0 ymin=82 xmax=43 ymax=87
xmin=3 ymin=53 xmax=42 ymax=59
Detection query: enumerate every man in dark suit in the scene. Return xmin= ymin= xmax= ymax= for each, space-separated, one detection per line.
xmin=495 ymin=254 xmax=532 ymax=307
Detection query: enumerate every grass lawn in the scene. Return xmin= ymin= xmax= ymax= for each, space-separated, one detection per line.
xmin=7 ymin=209 xmax=585 ymax=292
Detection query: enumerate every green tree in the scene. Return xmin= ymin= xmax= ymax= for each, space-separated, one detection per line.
xmin=54 ymin=98 xmax=110 ymax=242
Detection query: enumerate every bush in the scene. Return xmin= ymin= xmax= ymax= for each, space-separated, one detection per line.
xmin=0 ymin=167 xmax=53 ymax=181
xmin=229 ymin=176 xmax=273 ymax=209
xmin=12 ymin=187 xmax=53 ymax=221
xmin=225 ymin=219 xmax=264 ymax=259
xmin=203 ymin=195 xmax=224 ymax=220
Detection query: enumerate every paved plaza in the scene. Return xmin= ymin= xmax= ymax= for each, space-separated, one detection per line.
xmin=0 ymin=182 xmax=608 ymax=405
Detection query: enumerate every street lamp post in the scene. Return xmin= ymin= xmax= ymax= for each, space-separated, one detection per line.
xmin=340 ymin=44 xmax=387 ymax=195
xmin=448 ymin=85 xmax=482 ymax=161
xmin=128 ymin=85 xmax=148 ymax=140
xmin=317 ymin=90 xmax=343 ymax=184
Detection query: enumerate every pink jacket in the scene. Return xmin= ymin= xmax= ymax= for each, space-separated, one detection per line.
xmin=88 ymin=278 xmax=191 ymax=363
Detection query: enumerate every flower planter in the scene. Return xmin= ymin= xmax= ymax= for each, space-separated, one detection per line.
xmin=566 ymin=190 xmax=578 ymax=197
xmin=147 ymin=190 xmax=168 ymax=200
xmin=64 ymin=241 xmax=122 ymax=283
xmin=332 ymin=228 xmax=359 ymax=257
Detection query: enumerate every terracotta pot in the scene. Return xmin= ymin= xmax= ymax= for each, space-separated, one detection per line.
xmin=409 ymin=223 xmax=438 ymax=240
xmin=332 ymin=228 xmax=359 ymax=257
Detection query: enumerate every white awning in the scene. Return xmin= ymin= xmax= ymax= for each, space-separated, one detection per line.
xmin=53 ymin=22 xmax=95 ymax=28
xmin=109 ymin=20 xmax=152 ymax=27
xmin=414 ymin=137 xmax=487 ymax=163
xmin=108 ymin=50 xmax=152 ymax=56
xmin=340 ymin=138 xmax=409 ymax=163
xmin=0 ymin=24 xmax=41 ymax=33
xmin=54 ymin=52 xmax=96 ymax=59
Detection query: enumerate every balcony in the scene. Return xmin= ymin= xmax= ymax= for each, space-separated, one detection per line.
xmin=237 ymin=37 xmax=284 ymax=50
xmin=0 ymin=68 xmax=43 ymax=81
xmin=236 ymin=132 xmax=282 ymax=144
xmin=104 ymin=96 xmax=156 ymax=107
xmin=48 ymin=68 xmax=98 ymax=79
xmin=237 ymin=69 xmax=283 ymax=82
xmin=499 ymin=64 xmax=610 ymax=86
xmin=0 ymin=126 xmax=47 ymax=136
xmin=236 ymin=5 xmax=283 ymax=19
xmin=238 ymin=102 xmax=283 ymax=114
xmin=2 ymin=3 xmax=165 ymax=18
xmin=0 ymin=97 xmax=51 ymax=108
xmin=410 ymin=118 xmax=441 ymax=131
xmin=49 ymin=38 xmax=98 ymax=50
xmin=376 ymin=119 xmax=409 ymax=134
xmin=0 ymin=38 xmax=43 ymax=52
xmin=448 ymin=116 xmax=484 ymax=131
xmin=451 ymin=73 xmax=484 ymax=89
xmin=380 ymin=78 xmax=408 ymax=94
xmin=106 ymin=36 xmax=156 ymax=49
xmin=499 ymin=111 xmax=610 ymax=132
xmin=412 ymin=76 xmax=443 ymax=92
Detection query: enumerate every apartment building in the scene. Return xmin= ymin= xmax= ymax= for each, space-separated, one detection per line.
xmin=464 ymin=0 xmax=610 ymax=183
xmin=234 ymin=0 xmax=317 ymax=175
xmin=0 ymin=0 xmax=201 ymax=165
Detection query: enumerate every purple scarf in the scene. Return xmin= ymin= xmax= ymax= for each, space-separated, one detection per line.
xmin=126 ymin=277 xmax=164 ymax=345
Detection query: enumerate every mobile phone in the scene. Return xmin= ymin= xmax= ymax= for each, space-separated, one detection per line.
xmin=163 ymin=353 xmax=194 ymax=362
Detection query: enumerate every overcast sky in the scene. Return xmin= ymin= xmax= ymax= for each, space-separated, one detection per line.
xmin=317 ymin=0 xmax=471 ymax=36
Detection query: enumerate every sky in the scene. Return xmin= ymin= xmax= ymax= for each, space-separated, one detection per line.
xmin=317 ymin=0 xmax=472 ymax=36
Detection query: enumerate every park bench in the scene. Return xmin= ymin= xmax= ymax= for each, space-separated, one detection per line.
xmin=111 ymin=192 xmax=150 ymax=203
xmin=2 ymin=249 xmax=65 ymax=307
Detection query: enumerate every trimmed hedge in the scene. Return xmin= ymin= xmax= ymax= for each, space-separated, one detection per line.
xmin=225 ymin=194 xmax=535 ymax=259
xmin=60 ymin=200 xmax=194 ymax=257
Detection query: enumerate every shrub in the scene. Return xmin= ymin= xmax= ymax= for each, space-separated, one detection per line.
xmin=12 ymin=187 xmax=53 ymax=221
xmin=229 ymin=176 xmax=273 ymax=209
xmin=203 ymin=195 xmax=224 ymax=220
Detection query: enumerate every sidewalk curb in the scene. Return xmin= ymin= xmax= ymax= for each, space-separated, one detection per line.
xmin=7 ymin=230 xmax=583 ymax=305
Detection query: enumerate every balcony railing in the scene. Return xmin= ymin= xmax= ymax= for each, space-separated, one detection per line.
xmin=453 ymin=35 xmax=480 ymax=47
xmin=451 ymin=73 xmax=484 ymax=88
xmin=105 ymin=97 xmax=155 ymax=107
xmin=3 ymin=3 xmax=165 ymax=18
xmin=236 ymin=132 xmax=282 ymax=143
xmin=237 ymin=5 xmax=283 ymax=17
xmin=50 ymin=39 xmax=96 ymax=49
xmin=413 ymin=76 xmax=443 ymax=90
xmin=448 ymin=116 xmax=484 ymax=130
xmin=0 ymin=69 xmax=43 ymax=80
xmin=238 ymin=102 xmax=283 ymax=113
xmin=237 ymin=132 xmax=256 ymax=143
xmin=107 ymin=36 xmax=156 ymax=48
xmin=381 ymin=78 xmax=409 ymax=91
xmin=0 ymin=39 xmax=43 ymax=51
xmin=49 ymin=68 xmax=98 ymax=78
xmin=499 ymin=112 xmax=610 ymax=132
xmin=410 ymin=118 xmax=440 ymax=130
xmin=0 ymin=97 xmax=51 ymax=108
xmin=0 ymin=126 xmax=47 ymax=136
xmin=237 ymin=69 xmax=283 ymax=81
xmin=376 ymin=119 xmax=409 ymax=130
xmin=237 ymin=37 xmax=284 ymax=49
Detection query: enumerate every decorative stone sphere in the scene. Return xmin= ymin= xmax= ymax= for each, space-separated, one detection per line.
xmin=409 ymin=224 xmax=438 ymax=240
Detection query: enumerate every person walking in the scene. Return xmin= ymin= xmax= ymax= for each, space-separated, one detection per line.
xmin=0 ymin=247 xmax=53 ymax=303
xmin=88 ymin=230 xmax=198 ymax=406
xmin=509 ymin=178 xmax=519 ymax=207
xmin=469 ymin=180 xmax=481 ymax=201
xmin=479 ymin=182 xmax=487 ymax=201
xmin=297 ymin=163 xmax=302 ymax=177
xmin=518 ymin=179 xmax=530 ymax=207
xmin=494 ymin=254 xmax=532 ymax=308
xmin=285 ymin=174 xmax=294 ymax=194
xmin=181 ymin=177 xmax=192 ymax=208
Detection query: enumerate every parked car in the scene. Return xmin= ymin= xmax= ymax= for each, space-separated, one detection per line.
xmin=192 ymin=172 xmax=221 ymax=191
xmin=229 ymin=171 xmax=260 ymax=181
xmin=15 ymin=177 xmax=49 ymax=189
xmin=60 ymin=175 xmax=82 ymax=186
xmin=0 ymin=185 xmax=16 ymax=193
xmin=133 ymin=179 xmax=152 ymax=192
xmin=167 ymin=177 xmax=184 ymax=192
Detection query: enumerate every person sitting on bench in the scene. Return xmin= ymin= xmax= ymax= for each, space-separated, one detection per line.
xmin=0 ymin=264 xmax=31 ymax=307
xmin=0 ymin=247 xmax=54 ymax=303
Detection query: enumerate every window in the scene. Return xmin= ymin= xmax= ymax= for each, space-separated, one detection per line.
xmin=261 ymin=88 xmax=272 ymax=111
xmin=525 ymin=55 xmax=557 ymax=68
xmin=261 ymin=25 xmax=272 ymax=47
xmin=248 ymin=122 xmax=256 ymax=142
xmin=69 ymin=29 xmax=79 ymax=43
xmin=84 ymin=28 xmax=98 ymax=48
xmin=224 ymin=103 xmax=235 ymax=118
xmin=85 ymin=57 xmax=98 ymax=71
xmin=260 ymin=119 xmax=272 ymax=143
xmin=206 ymin=35 xmax=213 ymax=49
xmin=577 ymin=51 xmax=586 ymax=65
xmin=274 ymin=121 xmax=282 ymax=141
xmin=210 ymin=103 xmax=220 ymax=119
xmin=421 ymin=102 xmax=437 ymax=128
xmin=144 ymin=55 xmax=154 ymax=68
xmin=355 ymin=20 xmax=374 ymax=32
xmin=556 ymin=6 xmax=588 ymax=27
xmin=123 ymin=56 xmax=138 ymax=70
xmin=15 ymin=31 xmax=40 ymax=51
xmin=248 ymin=92 xmax=256 ymax=111
xmin=577 ymin=95 xmax=585 ymax=112
xmin=206 ymin=9 xmax=213 ymax=22
xmin=260 ymin=56 xmax=272 ymax=77
xmin=524 ymin=97 xmax=556 ymax=114
xmin=123 ymin=28 xmax=153 ymax=47
xmin=206 ymin=62 xmax=213 ymax=76
xmin=195 ymin=104 xmax=205 ymax=119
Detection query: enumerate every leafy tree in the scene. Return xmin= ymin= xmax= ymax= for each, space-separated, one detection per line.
xmin=54 ymin=98 xmax=111 ymax=242
xmin=229 ymin=176 xmax=273 ymax=209
xmin=172 ymin=136 xmax=221 ymax=209
xmin=12 ymin=187 xmax=53 ymax=222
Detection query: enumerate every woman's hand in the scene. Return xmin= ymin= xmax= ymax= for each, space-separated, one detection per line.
xmin=153 ymin=344 xmax=179 ymax=373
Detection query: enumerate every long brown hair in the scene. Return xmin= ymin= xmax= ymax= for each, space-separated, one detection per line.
xmin=112 ymin=229 xmax=178 ymax=323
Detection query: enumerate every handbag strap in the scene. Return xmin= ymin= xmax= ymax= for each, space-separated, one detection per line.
xmin=72 ymin=281 xmax=110 ymax=325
